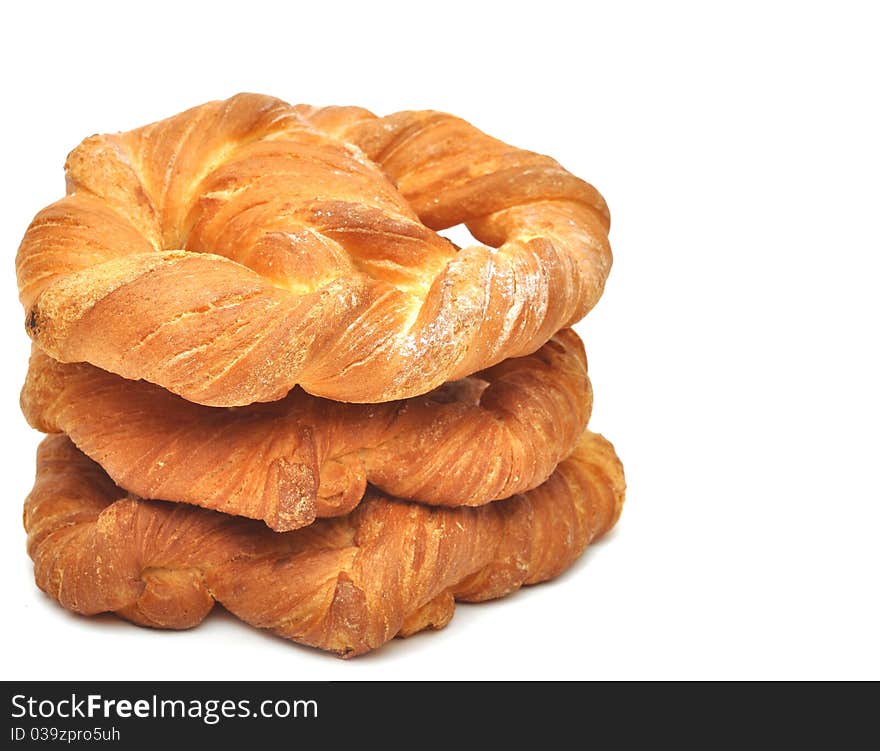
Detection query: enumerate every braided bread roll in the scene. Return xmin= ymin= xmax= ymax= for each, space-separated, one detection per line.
xmin=16 ymin=94 xmax=611 ymax=406
xmin=25 ymin=431 xmax=624 ymax=657
xmin=22 ymin=329 xmax=590 ymax=531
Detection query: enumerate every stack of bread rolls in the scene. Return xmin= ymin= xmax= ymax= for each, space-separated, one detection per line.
xmin=15 ymin=94 xmax=625 ymax=657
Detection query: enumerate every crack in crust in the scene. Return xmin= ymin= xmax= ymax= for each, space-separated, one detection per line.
xmin=22 ymin=330 xmax=592 ymax=531
xmin=16 ymin=93 xmax=611 ymax=406
xmin=24 ymin=432 xmax=625 ymax=657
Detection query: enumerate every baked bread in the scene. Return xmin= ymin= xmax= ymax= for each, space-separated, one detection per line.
xmin=16 ymin=93 xmax=611 ymax=406
xmin=25 ymin=431 xmax=624 ymax=657
xmin=23 ymin=330 xmax=591 ymax=530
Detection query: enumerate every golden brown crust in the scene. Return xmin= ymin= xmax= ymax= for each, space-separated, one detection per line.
xmin=22 ymin=330 xmax=591 ymax=531
xmin=16 ymin=94 xmax=611 ymax=406
xmin=24 ymin=431 xmax=624 ymax=657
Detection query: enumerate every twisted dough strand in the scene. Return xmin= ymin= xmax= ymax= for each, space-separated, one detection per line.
xmin=25 ymin=431 xmax=624 ymax=657
xmin=17 ymin=94 xmax=611 ymax=405
xmin=22 ymin=330 xmax=591 ymax=531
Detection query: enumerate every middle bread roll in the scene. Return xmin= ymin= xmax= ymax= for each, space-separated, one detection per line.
xmin=22 ymin=329 xmax=591 ymax=531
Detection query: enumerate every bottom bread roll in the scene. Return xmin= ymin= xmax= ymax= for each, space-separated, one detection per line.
xmin=24 ymin=432 xmax=625 ymax=657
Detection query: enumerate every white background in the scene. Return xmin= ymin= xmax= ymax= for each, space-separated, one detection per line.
xmin=1 ymin=1 xmax=877 ymax=680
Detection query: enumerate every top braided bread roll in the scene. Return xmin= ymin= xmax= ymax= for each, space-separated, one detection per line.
xmin=16 ymin=94 xmax=611 ymax=406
